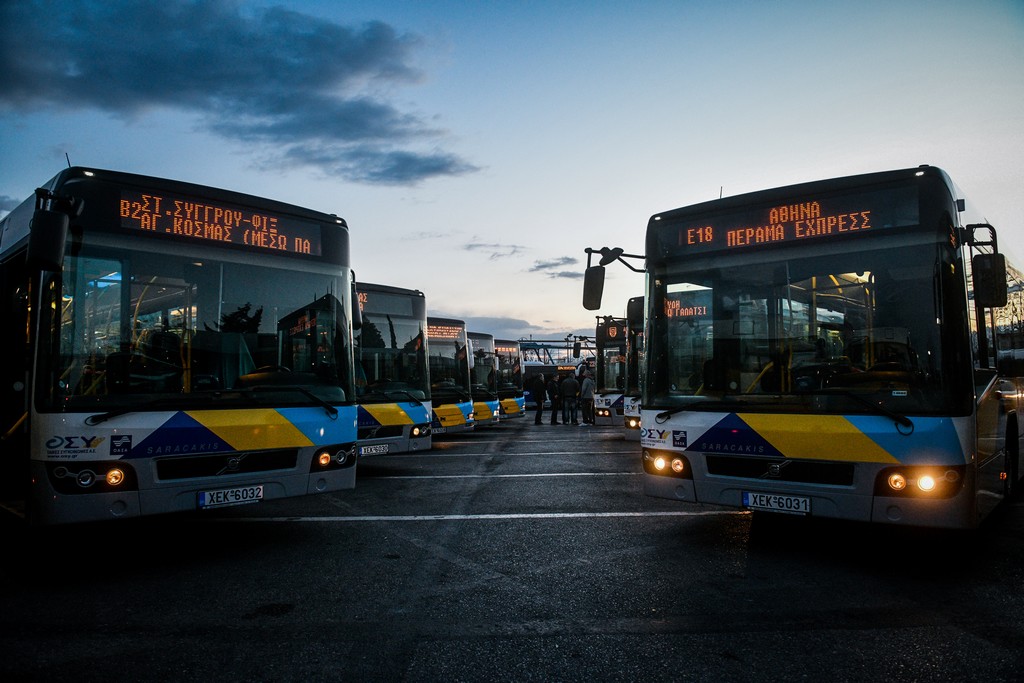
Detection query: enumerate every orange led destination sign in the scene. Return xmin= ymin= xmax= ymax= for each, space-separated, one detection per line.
xmin=428 ymin=324 xmax=464 ymax=340
xmin=658 ymin=185 xmax=919 ymax=256
xmin=681 ymin=202 xmax=870 ymax=250
xmin=357 ymin=290 xmax=416 ymax=316
xmin=120 ymin=190 xmax=322 ymax=256
xmin=664 ymin=300 xmax=708 ymax=319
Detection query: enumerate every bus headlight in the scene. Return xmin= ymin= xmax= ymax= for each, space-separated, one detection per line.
xmin=876 ymin=465 xmax=963 ymax=498
xmin=642 ymin=449 xmax=691 ymax=479
xmin=46 ymin=461 xmax=138 ymax=493
xmin=311 ymin=444 xmax=357 ymax=471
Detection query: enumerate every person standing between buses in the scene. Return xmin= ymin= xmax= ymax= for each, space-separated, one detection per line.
xmin=560 ymin=372 xmax=580 ymax=425
xmin=531 ymin=373 xmax=547 ymax=425
xmin=579 ymin=370 xmax=595 ymax=425
xmin=547 ymin=374 xmax=562 ymax=425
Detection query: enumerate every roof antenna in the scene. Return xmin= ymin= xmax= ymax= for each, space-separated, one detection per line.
xmin=65 ymin=152 xmax=72 ymax=167
xmin=719 ymin=186 xmax=723 ymax=199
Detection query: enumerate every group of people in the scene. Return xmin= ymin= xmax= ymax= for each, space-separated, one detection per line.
xmin=529 ymin=370 xmax=595 ymax=425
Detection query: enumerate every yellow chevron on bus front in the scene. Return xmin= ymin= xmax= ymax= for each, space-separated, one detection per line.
xmin=362 ymin=404 xmax=414 ymax=424
xmin=189 ymin=409 xmax=313 ymax=450
xmin=737 ymin=413 xmax=899 ymax=463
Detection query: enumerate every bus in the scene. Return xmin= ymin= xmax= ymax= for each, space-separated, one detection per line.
xmin=594 ymin=317 xmax=627 ymax=426
xmin=584 ymin=164 xmax=1024 ymax=529
xmin=354 ymin=282 xmax=432 ymax=455
xmin=468 ymin=331 xmax=501 ymax=426
xmin=426 ymin=317 xmax=475 ymax=434
xmin=623 ymin=296 xmax=645 ymax=441
xmin=495 ymin=339 xmax=526 ymax=419
xmin=0 ymin=167 xmax=360 ymax=525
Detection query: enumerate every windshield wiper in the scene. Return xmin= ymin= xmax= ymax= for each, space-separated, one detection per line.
xmin=815 ymin=389 xmax=913 ymax=429
xmin=655 ymin=398 xmax=750 ymax=422
xmin=247 ymin=385 xmax=339 ymax=419
xmin=85 ymin=395 xmax=212 ymax=425
xmin=385 ymin=389 xmax=422 ymax=406
xmin=362 ymin=389 xmax=422 ymax=406
xmin=85 ymin=385 xmax=340 ymax=425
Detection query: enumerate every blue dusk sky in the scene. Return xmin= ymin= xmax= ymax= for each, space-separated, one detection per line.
xmin=1 ymin=0 xmax=1022 ymax=341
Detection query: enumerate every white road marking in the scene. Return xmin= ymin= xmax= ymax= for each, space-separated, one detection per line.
xmin=225 ymin=510 xmax=742 ymax=522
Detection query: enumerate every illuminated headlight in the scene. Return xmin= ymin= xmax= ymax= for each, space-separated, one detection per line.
xmin=412 ymin=425 xmax=422 ymax=437
xmin=47 ymin=461 xmax=137 ymax=493
xmin=105 ymin=468 xmax=126 ymax=486
xmin=642 ymin=449 xmax=691 ymax=479
xmin=314 ymin=446 xmax=352 ymax=468
xmin=626 ymin=417 xmax=640 ymax=429
xmin=877 ymin=466 xmax=963 ymax=498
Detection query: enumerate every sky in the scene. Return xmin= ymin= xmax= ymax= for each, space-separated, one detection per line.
xmin=1 ymin=0 xmax=1022 ymax=342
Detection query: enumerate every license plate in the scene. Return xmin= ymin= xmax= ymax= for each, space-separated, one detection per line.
xmin=199 ymin=485 xmax=264 ymax=509
xmin=359 ymin=444 xmax=389 ymax=456
xmin=742 ymin=491 xmax=810 ymax=515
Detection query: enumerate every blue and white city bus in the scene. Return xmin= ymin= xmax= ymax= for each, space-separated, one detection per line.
xmin=593 ymin=317 xmax=627 ymax=427
xmin=623 ymin=296 xmax=645 ymax=441
xmin=426 ymin=317 xmax=475 ymax=434
xmin=585 ymin=165 xmax=1023 ymax=529
xmin=468 ymin=331 xmax=501 ymax=426
xmin=354 ymin=282 xmax=432 ymax=455
xmin=495 ymin=339 xmax=526 ymax=419
xmin=0 ymin=167 xmax=359 ymax=525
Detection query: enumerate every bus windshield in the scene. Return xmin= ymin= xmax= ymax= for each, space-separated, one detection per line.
xmin=357 ymin=313 xmax=429 ymax=403
xmin=646 ymin=232 xmax=972 ymax=416
xmin=49 ymin=243 xmax=354 ymax=411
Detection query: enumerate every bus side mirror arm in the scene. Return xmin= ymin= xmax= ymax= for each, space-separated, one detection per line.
xmin=350 ymin=272 xmax=362 ymax=330
xmin=582 ymin=246 xmax=646 ymax=311
xmin=27 ymin=188 xmax=81 ymax=273
xmin=964 ymin=224 xmax=1008 ymax=309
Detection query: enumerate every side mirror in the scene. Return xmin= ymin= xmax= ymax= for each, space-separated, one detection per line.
xmin=626 ymin=296 xmax=644 ymax=323
xmin=27 ymin=209 xmax=69 ymax=272
xmin=350 ymin=278 xmax=363 ymax=330
xmin=973 ymin=253 xmax=1007 ymax=308
xmin=582 ymin=265 xmax=605 ymax=310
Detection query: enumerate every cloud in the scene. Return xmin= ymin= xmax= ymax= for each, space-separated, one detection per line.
xmin=0 ymin=0 xmax=478 ymax=185
xmin=0 ymin=195 xmax=21 ymax=212
xmin=529 ymin=256 xmax=583 ymax=279
xmin=465 ymin=241 xmax=526 ymax=260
